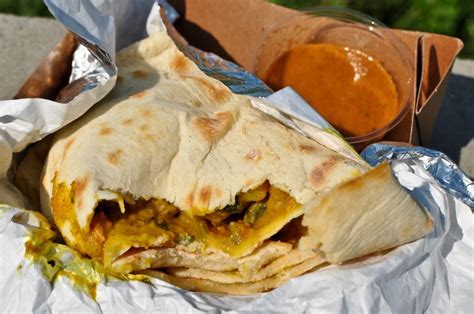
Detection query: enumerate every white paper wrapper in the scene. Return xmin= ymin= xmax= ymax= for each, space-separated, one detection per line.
xmin=0 ymin=0 xmax=473 ymax=313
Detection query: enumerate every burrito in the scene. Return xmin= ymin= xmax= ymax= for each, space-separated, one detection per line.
xmin=40 ymin=31 xmax=433 ymax=294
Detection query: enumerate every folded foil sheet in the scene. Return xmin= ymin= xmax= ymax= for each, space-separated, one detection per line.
xmin=362 ymin=144 xmax=474 ymax=208
xmin=183 ymin=45 xmax=273 ymax=97
xmin=0 ymin=0 xmax=473 ymax=312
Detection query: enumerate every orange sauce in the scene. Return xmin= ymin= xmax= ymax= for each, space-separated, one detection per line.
xmin=263 ymin=43 xmax=398 ymax=137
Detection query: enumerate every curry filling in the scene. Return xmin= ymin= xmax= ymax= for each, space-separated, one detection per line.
xmin=51 ymin=180 xmax=303 ymax=271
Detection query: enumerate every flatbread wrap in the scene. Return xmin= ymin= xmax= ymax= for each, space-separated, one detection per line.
xmin=40 ymin=31 xmax=433 ymax=294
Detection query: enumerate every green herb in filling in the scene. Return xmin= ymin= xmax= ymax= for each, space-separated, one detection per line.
xmin=156 ymin=220 xmax=170 ymax=230
xmin=244 ymin=203 xmax=267 ymax=225
xmin=222 ymin=203 xmax=244 ymax=214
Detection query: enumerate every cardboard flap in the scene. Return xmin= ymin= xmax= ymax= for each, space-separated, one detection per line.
xmin=414 ymin=33 xmax=462 ymax=145
xmin=14 ymin=33 xmax=78 ymax=100
xmin=418 ymin=33 xmax=463 ymax=113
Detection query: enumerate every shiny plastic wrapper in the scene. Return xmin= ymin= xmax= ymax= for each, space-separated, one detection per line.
xmin=0 ymin=0 xmax=473 ymax=313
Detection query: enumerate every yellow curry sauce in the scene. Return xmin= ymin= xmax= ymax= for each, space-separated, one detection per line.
xmin=51 ymin=178 xmax=303 ymax=271
xmin=23 ymin=231 xmax=106 ymax=299
xmin=263 ymin=43 xmax=398 ymax=137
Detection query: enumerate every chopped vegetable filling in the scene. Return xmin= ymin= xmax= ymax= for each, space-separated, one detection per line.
xmin=53 ymin=179 xmax=302 ymax=267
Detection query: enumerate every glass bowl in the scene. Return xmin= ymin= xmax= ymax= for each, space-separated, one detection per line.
xmin=253 ymin=7 xmax=415 ymax=151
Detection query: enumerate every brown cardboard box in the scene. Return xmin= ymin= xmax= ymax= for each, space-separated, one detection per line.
xmin=16 ymin=0 xmax=463 ymax=146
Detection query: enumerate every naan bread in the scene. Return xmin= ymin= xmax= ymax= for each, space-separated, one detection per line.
xmin=166 ymin=249 xmax=317 ymax=284
xmin=299 ymin=162 xmax=434 ymax=263
xmin=140 ymin=253 xmax=327 ymax=295
xmin=113 ymin=241 xmax=293 ymax=274
xmin=40 ymin=31 xmax=367 ymax=258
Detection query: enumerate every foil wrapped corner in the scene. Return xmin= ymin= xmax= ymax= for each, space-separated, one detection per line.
xmin=362 ymin=144 xmax=474 ymax=208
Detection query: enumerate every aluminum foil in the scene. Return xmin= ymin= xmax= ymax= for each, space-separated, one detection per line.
xmin=0 ymin=0 xmax=473 ymax=313
xmin=362 ymin=144 xmax=474 ymax=208
xmin=69 ymin=43 xmax=114 ymax=85
xmin=183 ymin=46 xmax=273 ymax=97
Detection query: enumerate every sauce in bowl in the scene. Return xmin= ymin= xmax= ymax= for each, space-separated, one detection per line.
xmin=263 ymin=43 xmax=399 ymax=137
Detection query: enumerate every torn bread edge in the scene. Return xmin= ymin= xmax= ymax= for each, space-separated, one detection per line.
xmin=299 ymin=162 xmax=434 ymax=264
